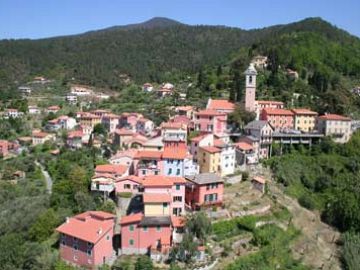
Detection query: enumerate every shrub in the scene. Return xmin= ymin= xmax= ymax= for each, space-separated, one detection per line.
xmin=298 ymin=194 xmax=316 ymax=210
xmin=117 ymin=192 xmax=132 ymax=198
xmin=242 ymin=171 xmax=249 ymax=181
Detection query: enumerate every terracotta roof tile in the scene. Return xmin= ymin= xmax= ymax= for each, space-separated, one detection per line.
xmin=143 ymin=193 xmax=171 ymax=203
xmin=263 ymin=108 xmax=294 ymax=116
xmin=318 ymin=114 xmax=351 ymax=121
xmin=120 ymin=213 xmax=143 ymax=225
xmin=95 ymin=164 xmax=128 ymax=176
xmin=291 ymin=108 xmax=318 ymax=115
xmin=207 ymin=99 xmax=235 ymax=110
xmin=56 ymin=211 xmax=115 ymax=243
xmin=200 ymin=146 xmax=221 ymax=153
xmin=135 ymin=150 xmax=163 ymax=159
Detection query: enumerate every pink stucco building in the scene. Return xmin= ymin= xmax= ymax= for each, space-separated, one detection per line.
xmin=56 ymin=211 xmax=115 ymax=268
xmin=185 ymin=173 xmax=224 ymax=209
xmin=120 ymin=213 xmax=172 ymax=255
xmin=133 ymin=150 xmax=164 ymax=176
xmin=260 ymin=108 xmax=294 ymax=131
xmin=142 ymin=175 xmax=186 ymax=216
xmin=193 ymin=109 xmax=227 ymax=135
xmin=114 ymin=175 xmax=142 ymax=194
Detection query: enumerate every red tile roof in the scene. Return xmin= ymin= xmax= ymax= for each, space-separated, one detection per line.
xmin=115 ymin=175 xmax=142 ymax=184
xmin=32 ymin=132 xmax=50 ymax=138
xmin=207 ymin=99 xmax=235 ymax=110
xmin=135 ymin=150 xmax=163 ymax=159
xmin=120 ymin=212 xmax=143 ymax=225
xmin=162 ymin=147 xmax=187 ymax=159
xmin=47 ymin=105 xmax=60 ymax=110
xmin=252 ymin=176 xmax=266 ymax=184
xmin=191 ymin=134 xmax=210 ymax=143
xmin=200 ymin=146 xmax=221 ymax=153
xmin=95 ymin=164 xmax=128 ymax=176
xmin=114 ymin=128 xmax=134 ymax=136
xmin=142 ymin=175 xmax=186 ymax=187
xmin=235 ymin=142 xmax=253 ymax=151
xmin=257 ymin=100 xmax=284 ymax=105
xmin=175 ymin=106 xmax=193 ymax=111
xmin=143 ymin=193 xmax=171 ymax=203
xmin=196 ymin=109 xmax=225 ymax=116
xmin=263 ymin=108 xmax=294 ymax=116
xmin=74 ymin=211 xmax=115 ymax=220
xmin=318 ymin=114 xmax=351 ymax=121
xmin=56 ymin=211 xmax=115 ymax=243
xmin=92 ymin=173 xmax=117 ymax=181
xmin=68 ymin=130 xmax=83 ymax=139
xmin=291 ymin=108 xmax=318 ymax=115
xmin=170 ymin=115 xmax=191 ymax=125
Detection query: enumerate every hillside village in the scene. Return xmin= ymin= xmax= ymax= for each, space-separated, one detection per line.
xmin=0 ymin=61 xmax=355 ymax=269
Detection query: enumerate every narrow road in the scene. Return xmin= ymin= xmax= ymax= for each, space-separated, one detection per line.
xmin=35 ymin=160 xmax=53 ymax=194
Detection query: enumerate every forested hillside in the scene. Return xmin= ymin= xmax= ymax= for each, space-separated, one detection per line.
xmin=0 ymin=17 xmax=359 ymax=92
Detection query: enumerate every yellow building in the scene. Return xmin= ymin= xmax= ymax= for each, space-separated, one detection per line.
xmin=292 ymin=109 xmax=318 ymax=132
xmin=197 ymin=146 xmax=221 ymax=174
xmin=143 ymin=193 xmax=171 ymax=216
xmin=78 ymin=113 xmax=101 ymax=129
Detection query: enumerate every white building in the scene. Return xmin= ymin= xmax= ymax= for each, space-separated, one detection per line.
xmin=28 ymin=106 xmax=41 ymax=115
xmin=70 ymin=85 xmax=92 ymax=96
xmin=4 ymin=109 xmax=24 ymax=119
xmin=65 ymin=94 xmax=78 ymax=105
xmin=18 ymin=86 xmax=31 ymax=96
xmin=217 ymin=143 xmax=236 ymax=176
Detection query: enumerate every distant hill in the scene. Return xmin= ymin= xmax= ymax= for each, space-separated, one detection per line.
xmin=0 ymin=17 xmax=359 ymax=90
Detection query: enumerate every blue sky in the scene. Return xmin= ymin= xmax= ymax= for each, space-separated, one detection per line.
xmin=0 ymin=0 xmax=359 ymax=39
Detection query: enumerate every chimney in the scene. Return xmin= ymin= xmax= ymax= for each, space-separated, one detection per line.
xmin=66 ymin=217 xmax=70 ymax=223
xmin=97 ymin=228 xmax=102 ymax=235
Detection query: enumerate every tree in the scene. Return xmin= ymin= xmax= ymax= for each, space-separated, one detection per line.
xmin=228 ymin=104 xmax=256 ymax=130
xmin=93 ymin=123 xmax=107 ymax=136
xmin=29 ymin=208 xmax=60 ymax=242
xmin=68 ymin=165 xmax=88 ymax=193
xmin=343 ymin=232 xmax=360 ymax=270
xmin=134 ymin=255 xmax=153 ymax=270
xmin=186 ymin=212 xmax=211 ymax=242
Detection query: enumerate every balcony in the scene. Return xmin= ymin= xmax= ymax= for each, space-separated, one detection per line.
xmin=91 ymin=182 xmax=114 ymax=193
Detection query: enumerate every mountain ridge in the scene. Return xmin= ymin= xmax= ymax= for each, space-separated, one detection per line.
xmin=0 ymin=16 xmax=359 ymax=90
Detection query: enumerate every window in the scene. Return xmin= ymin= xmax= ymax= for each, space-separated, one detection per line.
xmin=106 ymin=235 xmax=110 ymax=241
xmin=124 ymin=184 xmax=131 ymax=189
xmin=142 ymin=170 xmax=146 ymax=175
xmin=173 ymin=196 xmax=182 ymax=202
xmin=129 ymin=225 xmax=134 ymax=232
xmin=87 ymin=249 xmax=92 ymax=256
xmin=168 ymin=168 xmax=172 ymax=175
xmin=129 ymin=239 xmax=134 ymax=246
xmin=173 ymin=207 xmax=182 ymax=216
xmin=249 ymin=75 xmax=253 ymax=83
xmin=143 ymin=226 xmax=148 ymax=232
xmin=176 ymin=168 xmax=181 ymax=175
xmin=175 ymin=184 xmax=180 ymax=190
xmin=163 ymin=203 xmax=168 ymax=208
xmin=156 ymin=225 xmax=161 ymax=232
xmin=154 ymin=171 xmax=159 ymax=175
xmin=73 ymin=244 xmax=78 ymax=251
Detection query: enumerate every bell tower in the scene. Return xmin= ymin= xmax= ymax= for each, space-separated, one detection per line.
xmin=244 ymin=63 xmax=257 ymax=112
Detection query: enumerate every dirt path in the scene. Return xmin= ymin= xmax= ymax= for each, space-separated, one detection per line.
xmin=35 ymin=160 xmax=53 ymax=194
xmin=253 ymin=165 xmax=341 ymax=270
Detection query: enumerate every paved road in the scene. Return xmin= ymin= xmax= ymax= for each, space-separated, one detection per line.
xmin=35 ymin=161 xmax=53 ymax=194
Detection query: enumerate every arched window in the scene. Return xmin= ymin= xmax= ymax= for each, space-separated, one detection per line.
xmin=249 ymin=76 xmax=253 ymax=84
